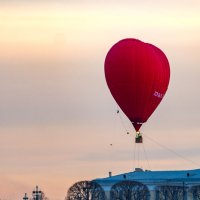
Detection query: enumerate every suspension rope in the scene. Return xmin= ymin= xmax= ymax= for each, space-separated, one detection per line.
xmin=115 ymin=109 xmax=150 ymax=170
xmin=116 ymin=108 xmax=130 ymax=134
xmin=142 ymin=142 xmax=151 ymax=170
xmin=143 ymin=133 xmax=200 ymax=168
xmin=133 ymin=136 xmax=136 ymax=169
xmin=113 ymin=108 xmax=198 ymax=169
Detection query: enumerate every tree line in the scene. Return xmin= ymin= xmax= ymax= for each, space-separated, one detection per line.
xmin=18 ymin=182 xmax=200 ymax=199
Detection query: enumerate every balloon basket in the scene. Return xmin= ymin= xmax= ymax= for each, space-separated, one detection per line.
xmin=135 ymin=132 xmax=143 ymax=143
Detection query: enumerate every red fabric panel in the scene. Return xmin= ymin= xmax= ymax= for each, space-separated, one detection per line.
xmin=104 ymin=38 xmax=170 ymax=131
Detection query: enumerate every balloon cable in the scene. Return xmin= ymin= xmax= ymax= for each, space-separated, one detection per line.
xmin=115 ymin=109 xmax=151 ymax=170
xmin=116 ymin=108 xmax=129 ymax=134
xmin=132 ymin=135 xmax=151 ymax=171
xmin=142 ymin=142 xmax=151 ymax=170
xmin=143 ymin=133 xmax=200 ymax=168
xmin=133 ymin=142 xmax=137 ymax=168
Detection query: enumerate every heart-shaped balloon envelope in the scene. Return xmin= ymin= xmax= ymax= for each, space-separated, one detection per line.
xmin=104 ymin=38 xmax=170 ymax=132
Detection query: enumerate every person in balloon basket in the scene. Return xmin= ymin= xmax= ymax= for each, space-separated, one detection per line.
xmin=135 ymin=132 xmax=143 ymax=143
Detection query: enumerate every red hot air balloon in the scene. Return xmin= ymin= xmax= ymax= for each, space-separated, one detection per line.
xmin=104 ymin=38 xmax=170 ymax=133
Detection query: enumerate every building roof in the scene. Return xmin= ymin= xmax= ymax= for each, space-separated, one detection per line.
xmin=94 ymin=168 xmax=200 ymax=185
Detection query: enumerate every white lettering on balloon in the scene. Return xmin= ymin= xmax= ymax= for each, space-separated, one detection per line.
xmin=153 ymin=91 xmax=164 ymax=98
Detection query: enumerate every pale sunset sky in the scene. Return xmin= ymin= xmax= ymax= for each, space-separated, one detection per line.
xmin=0 ymin=0 xmax=200 ymax=199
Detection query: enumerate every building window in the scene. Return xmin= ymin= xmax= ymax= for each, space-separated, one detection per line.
xmin=110 ymin=180 xmax=150 ymax=200
xmin=156 ymin=185 xmax=184 ymax=200
xmin=190 ymin=185 xmax=200 ymax=200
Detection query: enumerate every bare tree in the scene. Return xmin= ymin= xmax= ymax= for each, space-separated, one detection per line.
xmin=66 ymin=180 xmax=106 ymax=200
xmin=156 ymin=185 xmax=184 ymax=200
xmin=110 ymin=180 xmax=150 ymax=200
xmin=191 ymin=185 xmax=200 ymax=200
xmin=40 ymin=191 xmax=49 ymax=200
